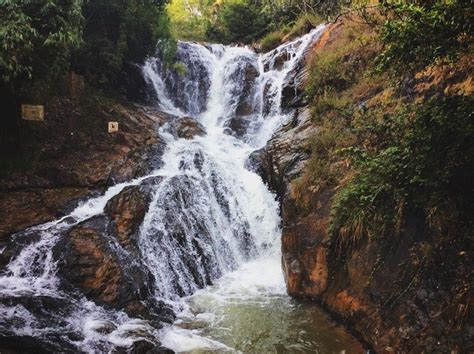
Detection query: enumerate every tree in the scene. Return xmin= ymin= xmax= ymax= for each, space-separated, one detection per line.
xmin=377 ymin=0 xmax=474 ymax=76
xmin=72 ymin=0 xmax=172 ymax=92
xmin=0 ymin=0 xmax=83 ymax=87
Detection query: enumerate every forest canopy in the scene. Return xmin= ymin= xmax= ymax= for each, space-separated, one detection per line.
xmin=0 ymin=0 xmax=173 ymax=120
xmin=166 ymin=0 xmax=347 ymax=43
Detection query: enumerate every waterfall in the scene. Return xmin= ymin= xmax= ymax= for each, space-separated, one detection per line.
xmin=0 ymin=25 xmax=326 ymax=352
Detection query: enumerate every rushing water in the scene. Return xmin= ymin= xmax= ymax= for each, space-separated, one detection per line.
xmin=0 ymin=25 xmax=362 ymax=352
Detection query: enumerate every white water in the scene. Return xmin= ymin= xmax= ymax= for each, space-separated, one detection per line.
xmin=142 ymin=26 xmax=327 ymax=352
xmin=0 ymin=25 xmax=333 ymax=352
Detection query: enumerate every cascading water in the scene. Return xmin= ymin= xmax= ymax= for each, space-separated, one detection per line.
xmin=0 ymin=25 xmax=361 ymax=352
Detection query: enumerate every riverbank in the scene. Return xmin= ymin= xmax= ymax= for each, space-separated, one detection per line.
xmin=254 ymin=16 xmax=473 ymax=353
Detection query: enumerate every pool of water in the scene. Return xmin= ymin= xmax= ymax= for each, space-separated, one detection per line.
xmin=160 ymin=258 xmax=363 ymax=353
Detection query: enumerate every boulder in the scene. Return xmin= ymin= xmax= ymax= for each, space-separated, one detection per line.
xmin=224 ymin=60 xmax=259 ymax=138
xmin=59 ymin=216 xmax=148 ymax=307
xmin=174 ymin=117 xmax=206 ymax=139
xmin=104 ymin=178 xmax=161 ymax=254
xmin=280 ymin=65 xmax=308 ymax=110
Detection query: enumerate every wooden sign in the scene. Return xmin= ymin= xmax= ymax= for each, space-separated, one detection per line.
xmin=21 ymin=104 xmax=44 ymax=121
xmin=108 ymin=121 xmax=119 ymax=133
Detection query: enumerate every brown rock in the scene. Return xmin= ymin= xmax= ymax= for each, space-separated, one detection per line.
xmin=63 ymin=221 xmax=123 ymax=304
xmin=0 ymin=187 xmax=88 ymax=239
xmin=174 ymin=117 xmax=206 ymax=139
xmin=104 ymin=185 xmax=151 ymax=253
xmin=224 ymin=61 xmax=259 ymax=137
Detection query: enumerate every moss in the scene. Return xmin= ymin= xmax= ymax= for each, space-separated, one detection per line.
xmin=172 ymin=62 xmax=187 ymax=76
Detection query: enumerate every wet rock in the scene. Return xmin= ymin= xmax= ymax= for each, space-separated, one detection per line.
xmin=174 ymin=117 xmax=206 ymax=139
xmin=127 ymin=340 xmax=174 ymax=354
xmin=224 ymin=60 xmax=259 ymax=138
xmin=0 ymin=188 xmax=89 ymax=239
xmin=248 ymin=108 xmax=314 ymax=201
xmin=59 ymin=216 xmax=138 ymax=306
xmin=224 ymin=115 xmax=253 ymax=138
xmin=271 ymin=50 xmax=291 ymax=71
xmin=104 ymin=179 xmax=161 ymax=254
xmin=280 ymin=65 xmax=308 ymax=110
xmin=124 ymin=298 xmax=175 ymax=326
xmin=160 ymin=41 xmax=212 ymax=115
xmin=0 ymin=335 xmax=77 ymax=354
xmin=89 ymin=320 xmax=117 ymax=335
xmin=57 ymin=217 xmax=154 ymax=311
xmin=235 ymin=62 xmax=259 ymax=117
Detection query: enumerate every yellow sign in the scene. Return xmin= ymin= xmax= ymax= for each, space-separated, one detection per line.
xmin=21 ymin=104 xmax=44 ymax=121
xmin=108 ymin=121 xmax=119 ymax=133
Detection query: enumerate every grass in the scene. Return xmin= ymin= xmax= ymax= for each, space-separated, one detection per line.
xmin=260 ymin=31 xmax=286 ymax=52
xmin=259 ymin=13 xmax=325 ymax=52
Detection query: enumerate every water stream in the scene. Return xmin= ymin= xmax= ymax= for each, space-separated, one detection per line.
xmin=0 ymin=26 xmax=362 ymax=352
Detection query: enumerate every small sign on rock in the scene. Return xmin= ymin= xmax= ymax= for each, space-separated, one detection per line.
xmin=108 ymin=121 xmax=119 ymax=133
xmin=21 ymin=104 xmax=44 ymax=121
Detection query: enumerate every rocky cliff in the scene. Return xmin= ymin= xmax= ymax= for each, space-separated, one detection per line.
xmin=254 ymin=19 xmax=473 ymax=353
xmin=0 ymin=96 xmax=177 ymax=352
xmin=0 ymin=99 xmax=166 ymax=239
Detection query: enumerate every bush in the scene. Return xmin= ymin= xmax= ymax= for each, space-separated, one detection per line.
xmin=73 ymin=0 xmax=171 ymax=91
xmin=208 ymin=1 xmax=269 ymax=44
xmin=260 ymin=31 xmax=285 ymax=52
xmin=172 ymin=62 xmax=187 ymax=76
xmin=0 ymin=0 xmax=83 ymax=84
xmin=377 ymin=1 xmax=474 ymax=76
xmin=330 ymin=95 xmax=474 ymax=244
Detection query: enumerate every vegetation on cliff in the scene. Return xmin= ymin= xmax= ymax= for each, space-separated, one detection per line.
xmin=280 ymin=2 xmax=473 ymax=351
xmin=293 ymin=0 xmax=474 ymax=248
xmin=166 ymin=0 xmax=344 ymax=45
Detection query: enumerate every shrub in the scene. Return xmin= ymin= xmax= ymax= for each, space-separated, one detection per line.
xmin=377 ymin=1 xmax=474 ymax=76
xmin=209 ymin=1 xmax=269 ymax=44
xmin=0 ymin=0 xmax=83 ymax=84
xmin=330 ymin=95 xmax=474 ymax=244
xmin=72 ymin=0 xmax=171 ymax=90
xmin=260 ymin=31 xmax=285 ymax=52
xmin=172 ymin=62 xmax=187 ymax=76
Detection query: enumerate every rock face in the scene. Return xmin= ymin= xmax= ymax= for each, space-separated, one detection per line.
xmin=253 ymin=22 xmax=474 ymax=353
xmin=0 ymin=104 xmax=166 ymax=192
xmin=57 ymin=178 xmax=174 ymax=325
xmin=0 ymin=188 xmax=89 ymax=239
xmin=173 ymin=116 xmax=207 ymax=139
xmin=224 ymin=59 xmax=260 ymax=137
xmin=0 ymin=101 xmax=175 ymax=339
xmin=248 ymin=108 xmax=314 ymax=202
xmin=104 ymin=180 xmax=160 ymax=254
xmin=0 ymin=104 xmax=166 ymax=239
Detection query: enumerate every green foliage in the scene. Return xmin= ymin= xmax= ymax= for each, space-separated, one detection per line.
xmin=172 ymin=61 xmax=187 ymax=76
xmin=0 ymin=0 xmax=83 ymax=87
xmin=207 ymin=1 xmax=268 ymax=44
xmin=260 ymin=31 xmax=285 ymax=52
xmin=166 ymin=0 xmax=345 ymax=44
xmin=73 ymin=0 xmax=172 ymax=89
xmin=259 ymin=14 xmax=325 ymax=52
xmin=330 ymin=96 xmax=474 ymax=243
xmin=377 ymin=0 xmax=474 ymax=76
xmin=259 ymin=0 xmax=346 ymax=25
xmin=166 ymin=0 xmax=213 ymax=41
